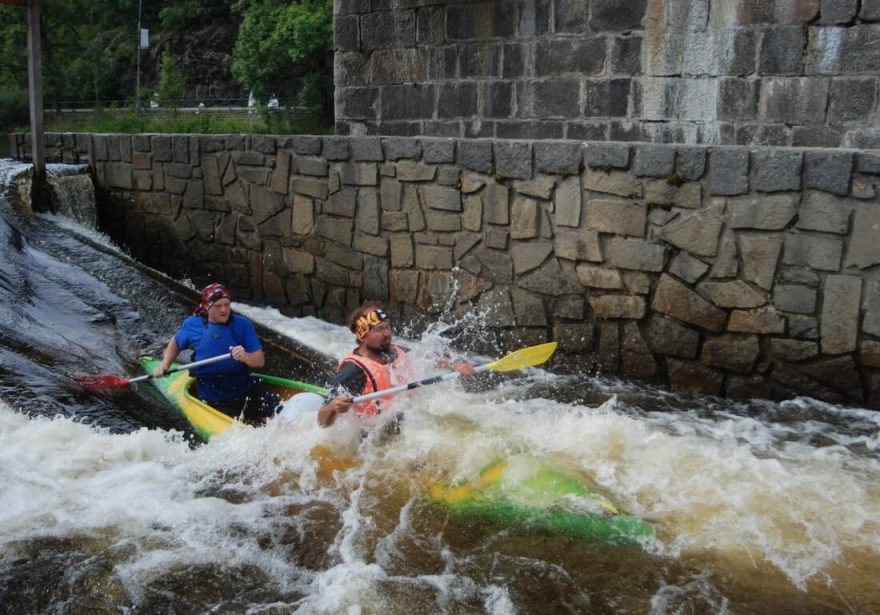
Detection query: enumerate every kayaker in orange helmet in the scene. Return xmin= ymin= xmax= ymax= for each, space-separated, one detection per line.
xmin=317 ymin=303 xmax=475 ymax=428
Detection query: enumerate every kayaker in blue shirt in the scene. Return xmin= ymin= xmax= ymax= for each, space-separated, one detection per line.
xmin=153 ymin=283 xmax=281 ymax=424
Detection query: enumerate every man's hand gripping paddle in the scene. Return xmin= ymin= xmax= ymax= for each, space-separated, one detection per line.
xmin=286 ymin=342 xmax=558 ymax=416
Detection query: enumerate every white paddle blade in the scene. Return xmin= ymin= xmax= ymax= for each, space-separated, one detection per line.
xmin=278 ymin=392 xmax=325 ymax=421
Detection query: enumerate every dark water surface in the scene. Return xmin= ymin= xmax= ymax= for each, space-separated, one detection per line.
xmin=0 ymin=161 xmax=326 ymax=432
xmin=1 ymin=161 xmax=878 ymax=614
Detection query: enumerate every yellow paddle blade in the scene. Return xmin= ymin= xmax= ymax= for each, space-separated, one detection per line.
xmin=486 ymin=342 xmax=558 ymax=372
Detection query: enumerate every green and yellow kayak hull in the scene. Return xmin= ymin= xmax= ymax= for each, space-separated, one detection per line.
xmin=139 ymin=357 xmax=327 ymax=440
xmin=430 ymin=457 xmax=653 ymax=545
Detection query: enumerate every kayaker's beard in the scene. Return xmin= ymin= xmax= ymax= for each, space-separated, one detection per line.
xmin=366 ymin=340 xmax=391 ymax=353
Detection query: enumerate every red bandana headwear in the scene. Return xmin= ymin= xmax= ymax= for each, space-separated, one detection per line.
xmin=194 ymin=283 xmax=231 ymax=316
xmin=354 ymin=308 xmax=388 ymax=340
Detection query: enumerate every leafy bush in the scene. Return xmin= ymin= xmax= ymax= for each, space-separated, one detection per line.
xmin=0 ymin=85 xmax=28 ymax=131
xmin=156 ymin=49 xmax=186 ymax=110
xmin=232 ymin=0 xmax=333 ymax=122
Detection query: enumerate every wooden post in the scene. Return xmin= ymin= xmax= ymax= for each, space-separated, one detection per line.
xmin=26 ymin=0 xmax=44 ymax=179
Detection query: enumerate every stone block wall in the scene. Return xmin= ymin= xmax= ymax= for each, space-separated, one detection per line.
xmin=334 ymin=0 xmax=880 ymax=148
xmin=15 ymin=132 xmax=880 ymax=407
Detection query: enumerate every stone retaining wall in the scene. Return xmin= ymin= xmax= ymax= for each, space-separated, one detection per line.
xmin=15 ymin=132 xmax=880 ymax=406
xmin=335 ymin=0 xmax=880 ymax=148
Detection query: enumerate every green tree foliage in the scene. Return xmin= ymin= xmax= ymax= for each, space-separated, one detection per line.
xmin=0 ymin=0 xmax=333 ymax=128
xmin=0 ymin=7 xmax=27 ymax=89
xmin=232 ymin=0 xmax=333 ymax=121
xmin=0 ymin=0 xmax=198 ymax=108
xmin=160 ymin=1 xmax=207 ymax=32
xmin=36 ymin=0 xmax=141 ymax=107
xmin=159 ymin=0 xmax=234 ymax=34
xmin=0 ymin=8 xmax=29 ymax=130
xmin=0 ymin=85 xmax=29 ymax=131
xmin=156 ymin=49 xmax=186 ymax=109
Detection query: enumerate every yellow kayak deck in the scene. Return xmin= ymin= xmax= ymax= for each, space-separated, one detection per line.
xmin=140 ymin=356 xmax=327 ymax=440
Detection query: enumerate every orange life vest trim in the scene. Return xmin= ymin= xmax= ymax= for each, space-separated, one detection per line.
xmin=339 ymin=344 xmax=413 ymax=418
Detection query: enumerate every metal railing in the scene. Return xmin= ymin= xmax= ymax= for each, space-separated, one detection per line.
xmin=45 ymin=96 xmax=253 ymax=110
xmin=44 ymin=97 xmax=307 ymax=112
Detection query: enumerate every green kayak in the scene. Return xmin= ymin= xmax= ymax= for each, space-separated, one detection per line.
xmin=140 ymin=358 xmax=650 ymax=544
xmin=430 ymin=456 xmax=653 ymax=545
xmin=139 ymin=356 xmax=327 ymax=440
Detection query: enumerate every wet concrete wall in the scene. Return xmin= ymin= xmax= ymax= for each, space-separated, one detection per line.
xmin=15 ymin=132 xmax=880 ymax=407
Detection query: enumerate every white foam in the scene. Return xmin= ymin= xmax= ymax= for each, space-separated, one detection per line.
xmin=3 ymin=304 xmax=880 ymax=600
xmin=231 ymin=306 xmax=353 ymax=362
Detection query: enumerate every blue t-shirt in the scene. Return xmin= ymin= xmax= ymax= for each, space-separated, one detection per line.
xmin=173 ymin=313 xmax=262 ymax=402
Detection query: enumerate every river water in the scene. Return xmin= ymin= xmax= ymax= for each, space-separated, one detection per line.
xmin=1 ymin=160 xmax=878 ymax=614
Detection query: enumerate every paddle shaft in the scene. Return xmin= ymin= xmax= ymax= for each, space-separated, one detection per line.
xmin=350 ymin=343 xmax=557 ymax=404
xmin=128 ymin=352 xmax=232 ymax=384
xmin=352 ymin=364 xmax=491 ymax=404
